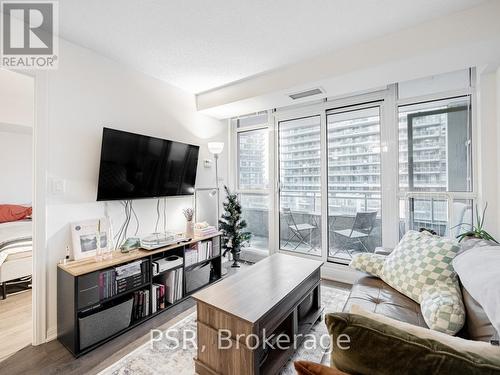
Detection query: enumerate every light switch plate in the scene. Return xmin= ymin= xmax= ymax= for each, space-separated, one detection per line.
xmin=204 ymin=159 xmax=212 ymax=168
xmin=50 ymin=177 xmax=66 ymax=195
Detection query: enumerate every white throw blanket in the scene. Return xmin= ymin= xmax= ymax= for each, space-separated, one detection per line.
xmin=0 ymin=221 xmax=32 ymax=266
xmin=453 ymin=245 xmax=500 ymax=336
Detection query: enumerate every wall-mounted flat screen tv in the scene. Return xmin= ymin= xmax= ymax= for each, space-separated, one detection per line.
xmin=97 ymin=127 xmax=199 ymax=201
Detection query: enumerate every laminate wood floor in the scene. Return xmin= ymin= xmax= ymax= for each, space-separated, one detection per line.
xmin=0 ymin=262 xmax=351 ymax=375
xmin=0 ymin=289 xmax=32 ymax=363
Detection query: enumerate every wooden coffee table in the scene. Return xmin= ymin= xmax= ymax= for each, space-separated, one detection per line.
xmin=193 ymin=253 xmax=323 ymax=375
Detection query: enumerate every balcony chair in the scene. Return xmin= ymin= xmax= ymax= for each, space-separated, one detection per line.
xmin=281 ymin=208 xmax=318 ymax=252
xmin=330 ymin=211 xmax=378 ymax=259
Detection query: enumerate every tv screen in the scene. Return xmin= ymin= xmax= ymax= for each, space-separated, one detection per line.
xmin=96 ymin=128 xmax=199 ymax=201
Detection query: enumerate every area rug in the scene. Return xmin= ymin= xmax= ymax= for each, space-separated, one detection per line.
xmin=99 ymin=285 xmax=350 ymax=375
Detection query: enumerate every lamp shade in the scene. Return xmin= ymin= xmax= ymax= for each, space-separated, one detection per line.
xmin=208 ymin=142 xmax=224 ymax=155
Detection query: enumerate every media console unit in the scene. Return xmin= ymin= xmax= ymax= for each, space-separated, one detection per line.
xmin=57 ymin=233 xmax=221 ymax=357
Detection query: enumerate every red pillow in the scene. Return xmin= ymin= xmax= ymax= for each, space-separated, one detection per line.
xmin=0 ymin=205 xmax=32 ymax=223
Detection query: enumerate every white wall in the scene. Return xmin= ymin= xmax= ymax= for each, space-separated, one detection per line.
xmin=0 ymin=69 xmax=34 ymax=127
xmin=0 ymin=131 xmax=32 ymax=204
xmin=0 ymin=69 xmax=34 ymax=204
xmin=477 ymin=68 xmax=499 ymax=239
xmin=44 ymin=39 xmax=227 ymax=339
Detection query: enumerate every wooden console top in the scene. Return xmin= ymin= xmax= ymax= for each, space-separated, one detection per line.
xmin=58 ymin=233 xmax=220 ymax=276
xmin=192 ymin=253 xmax=323 ymax=323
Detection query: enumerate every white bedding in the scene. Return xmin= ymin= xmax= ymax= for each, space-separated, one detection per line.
xmin=0 ymin=220 xmax=32 ymax=266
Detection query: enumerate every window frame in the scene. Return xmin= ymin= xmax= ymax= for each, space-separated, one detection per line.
xmin=396 ymin=76 xmax=477 ymax=236
xmin=230 ymin=69 xmax=477 ymax=274
xmin=231 ymin=112 xmax=274 ymax=254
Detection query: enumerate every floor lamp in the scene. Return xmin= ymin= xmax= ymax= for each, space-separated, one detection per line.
xmin=208 ymin=142 xmax=224 ymax=229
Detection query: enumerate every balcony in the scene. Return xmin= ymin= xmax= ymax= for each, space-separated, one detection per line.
xmin=241 ymin=192 xmax=383 ymax=264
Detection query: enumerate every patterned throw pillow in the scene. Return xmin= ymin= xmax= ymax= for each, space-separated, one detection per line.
xmin=349 ymin=253 xmax=386 ymax=277
xmin=349 ymin=230 xmax=465 ymax=335
xmin=381 ymin=230 xmax=460 ymax=302
xmin=420 ymin=282 xmax=465 ymax=335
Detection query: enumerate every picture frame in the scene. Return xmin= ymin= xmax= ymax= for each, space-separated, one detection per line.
xmin=70 ymin=218 xmax=110 ymax=260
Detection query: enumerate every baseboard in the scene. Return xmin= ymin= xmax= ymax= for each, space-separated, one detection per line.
xmin=46 ymin=326 xmax=57 ymax=342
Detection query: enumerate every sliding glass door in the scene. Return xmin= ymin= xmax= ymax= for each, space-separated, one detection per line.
xmin=234 ymin=113 xmax=271 ymax=257
xmin=326 ymin=106 xmax=382 ymax=264
xmin=278 ymin=116 xmax=322 ymax=256
xmin=238 ymin=128 xmax=270 ymax=252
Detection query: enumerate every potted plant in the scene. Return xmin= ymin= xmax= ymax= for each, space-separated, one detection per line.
xmin=455 ymin=203 xmax=498 ymax=243
xmin=219 ymin=186 xmax=251 ymax=267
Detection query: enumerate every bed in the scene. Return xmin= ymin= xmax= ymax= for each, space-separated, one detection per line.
xmin=0 ymin=220 xmax=32 ymax=299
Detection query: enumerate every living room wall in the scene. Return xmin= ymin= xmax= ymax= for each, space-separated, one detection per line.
xmin=43 ymin=38 xmax=228 ymax=340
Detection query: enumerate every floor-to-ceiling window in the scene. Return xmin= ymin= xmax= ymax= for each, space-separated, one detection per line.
xmin=234 ymin=112 xmax=271 ymax=256
xmin=231 ymin=69 xmax=475 ymax=267
xmin=278 ymin=116 xmax=322 ymax=256
xmin=398 ymin=95 xmax=473 ymax=237
xmin=327 ymin=105 xmax=382 ymax=264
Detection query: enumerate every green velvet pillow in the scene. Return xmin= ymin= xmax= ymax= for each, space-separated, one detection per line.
xmin=325 ymin=307 xmax=500 ymax=375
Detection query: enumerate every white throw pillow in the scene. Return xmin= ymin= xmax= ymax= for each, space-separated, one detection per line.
xmin=453 ymin=245 xmax=500 ymax=336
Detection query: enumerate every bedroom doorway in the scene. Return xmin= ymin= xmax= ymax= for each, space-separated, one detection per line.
xmin=0 ymin=69 xmax=35 ymax=362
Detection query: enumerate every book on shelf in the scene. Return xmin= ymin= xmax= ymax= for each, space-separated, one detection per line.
xmin=131 ymin=289 xmax=150 ymax=321
xmin=157 ymin=268 xmax=183 ymax=304
xmin=184 ymin=240 xmax=217 ymax=267
xmin=194 ymin=226 xmax=218 ymax=238
xmin=98 ymin=259 xmax=150 ymax=300
xmin=152 ymin=283 xmax=166 ymax=313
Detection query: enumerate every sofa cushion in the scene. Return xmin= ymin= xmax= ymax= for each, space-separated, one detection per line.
xmin=462 ymin=288 xmax=497 ymax=342
xmin=453 ymin=245 xmax=500 ymax=339
xmin=342 ymin=276 xmax=427 ymax=328
xmin=326 ymin=306 xmax=500 ymax=375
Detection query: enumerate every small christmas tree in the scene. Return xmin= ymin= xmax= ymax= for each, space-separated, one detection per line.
xmin=219 ymin=186 xmax=251 ymax=268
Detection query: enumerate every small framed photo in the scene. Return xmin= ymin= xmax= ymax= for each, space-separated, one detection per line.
xmin=70 ymin=218 xmax=110 ymax=260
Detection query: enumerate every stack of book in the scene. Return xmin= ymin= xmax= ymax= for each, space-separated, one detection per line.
xmin=151 ymin=283 xmax=166 ymax=313
xmin=115 ymin=259 xmax=150 ymax=294
xmin=140 ymin=232 xmax=177 ymax=250
xmin=194 ymin=225 xmax=218 ymax=238
xmin=157 ymin=268 xmax=183 ymax=304
xmin=98 ymin=259 xmax=150 ymax=300
xmin=185 ymin=240 xmax=217 ymax=267
xmin=98 ymin=269 xmax=116 ymax=299
xmin=131 ymin=289 xmax=150 ymax=321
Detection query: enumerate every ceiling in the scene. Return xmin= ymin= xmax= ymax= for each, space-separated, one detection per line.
xmin=59 ymin=0 xmax=486 ymax=94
